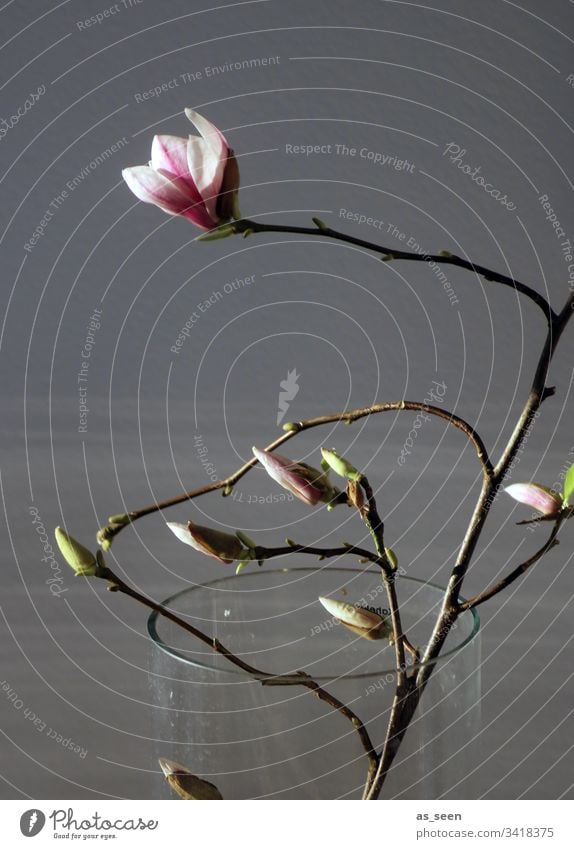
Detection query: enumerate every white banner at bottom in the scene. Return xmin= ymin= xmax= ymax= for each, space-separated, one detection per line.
xmin=2 ymin=798 xmax=572 ymax=848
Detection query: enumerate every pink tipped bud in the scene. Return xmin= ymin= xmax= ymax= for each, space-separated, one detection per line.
xmin=252 ymin=447 xmax=336 ymax=506
xmin=504 ymin=483 xmax=562 ymax=516
xmin=318 ymin=597 xmax=392 ymax=640
xmin=167 ymin=521 xmax=246 ymax=564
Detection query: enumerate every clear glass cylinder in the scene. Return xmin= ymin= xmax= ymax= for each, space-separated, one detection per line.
xmin=147 ymin=567 xmax=480 ymax=800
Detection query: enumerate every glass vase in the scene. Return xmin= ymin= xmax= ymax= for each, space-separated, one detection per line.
xmin=148 ymin=567 xmax=480 ymax=800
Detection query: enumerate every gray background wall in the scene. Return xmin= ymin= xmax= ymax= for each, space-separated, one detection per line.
xmin=0 ymin=0 xmax=573 ymax=799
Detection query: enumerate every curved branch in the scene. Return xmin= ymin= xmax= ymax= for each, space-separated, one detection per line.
xmin=233 ymin=218 xmax=555 ymax=323
xmin=98 ymin=400 xmax=492 ymax=547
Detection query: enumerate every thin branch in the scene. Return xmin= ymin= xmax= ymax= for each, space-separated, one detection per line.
xmin=99 ymin=400 xmax=492 ymax=546
xmin=233 ymin=218 xmax=555 ymax=323
xmin=99 ymin=566 xmax=378 ymax=776
xmin=458 ymin=519 xmax=562 ymax=611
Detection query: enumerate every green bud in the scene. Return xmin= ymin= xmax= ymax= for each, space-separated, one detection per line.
xmin=312 ymin=217 xmax=329 ymax=231
xmin=385 ymin=547 xmax=398 ymax=569
xmin=438 ymin=250 xmax=454 ymax=258
xmin=563 ymin=463 xmax=574 ymax=507
xmin=320 ymin=447 xmax=362 ymax=482
xmin=107 ymin=513 xmax=131 ymax=528
xmin=55 ymin=527 xmax=98 ymax=576
xmin=282 ymin=422 xmax=299 ymax=432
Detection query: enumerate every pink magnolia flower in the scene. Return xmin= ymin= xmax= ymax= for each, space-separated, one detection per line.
xmin=252 ymin=447 xmax=336 ymax=506
xmin=504 ymin=483 xmax=562 ymax=516
xmin=167 ymin=521 xmax=245 ymax=564
xmin=122 ymin=109 xmax=240 ymax=230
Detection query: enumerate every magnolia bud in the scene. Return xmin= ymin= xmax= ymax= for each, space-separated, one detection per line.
xmin=321 ymin=447 xmax=362 ymax=482
xmin=55 ymin=528 xmax=98 ymax=576
xmin=167 ymin=521 xmax=247 ymax=564
xmin=252 ymin=447 xmax=338 ymax=506
xmin=504 ymin=483 xmax=562 ymax=516
xmin=318 ymin=596 xmax=392 ymax=640
xmin=158 ymin=758 xmax=223 ymax=800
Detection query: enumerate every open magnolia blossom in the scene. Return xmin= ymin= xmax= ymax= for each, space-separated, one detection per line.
xmin=504 ymin=482 xmax=563 ymax=516
xmin=122 ymin=109 xmax=240 ymax=230
xmin=166 ymin=521 xmax=247 ymax=564
xmin=158 ymin=758 xmax=223 ymax=800
xmin=318 ymin=596 xmax=392 ymax=641
xmin=252 ymin=446 xmax=338 ymax=506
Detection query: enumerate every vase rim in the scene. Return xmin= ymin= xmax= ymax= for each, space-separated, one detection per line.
xmin=147 ymin=568 xmax=480 ymax=681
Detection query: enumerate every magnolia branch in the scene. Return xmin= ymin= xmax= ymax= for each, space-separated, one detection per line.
xmin=96 ymin=564 xmax=378 ymax=776
xmin=231 ymin=218 xmax=555 ymax=322
xmin=98 ymin=400 xmax=492 ymax=547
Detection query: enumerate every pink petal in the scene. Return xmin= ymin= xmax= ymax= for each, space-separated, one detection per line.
xmin=505 ymin=483 xmax=561 ymax=515
xmin=186 ymin=137 xmax=226 ymax=223
xmin=185 ymin=108 xmax=228 ymax=159
xmin=252 ymin=447 xmax=322 ymax=505
xmin=122 ymin=165 xmax=194 ymax=213
xmin=151 ymin=135 xmax=195 ymax=183
xmin=123 ymin=166 xmax=216 ymax=230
